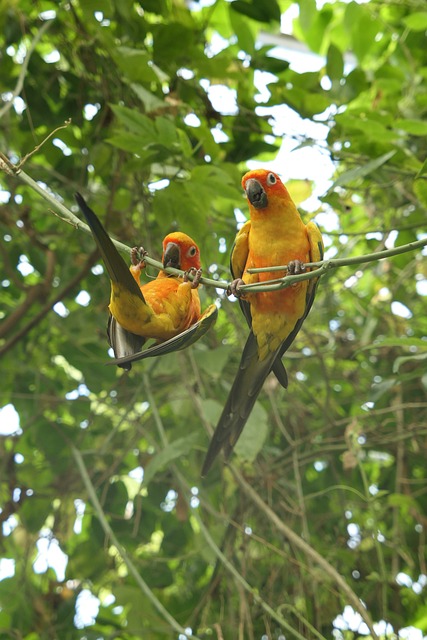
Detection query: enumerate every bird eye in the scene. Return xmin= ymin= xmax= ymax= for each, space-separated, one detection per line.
xmin=266 ymin=172 xmax=277 ymax=185
xmin=188 ymin=246 xmax=197 ymax=257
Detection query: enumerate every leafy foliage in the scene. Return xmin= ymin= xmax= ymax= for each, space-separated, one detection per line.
xmin=0 ymin=1 xmax=426 ymax=639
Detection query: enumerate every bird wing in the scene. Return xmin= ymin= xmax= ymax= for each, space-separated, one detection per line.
xmin=107 ymin=303 xmax=218 ymax=367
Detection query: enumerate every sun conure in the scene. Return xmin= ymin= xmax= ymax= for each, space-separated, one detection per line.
xmin=75 ymin=193 xmax=217 ymax=371
xmin=202 ymin=169 xmax=323 ymax=475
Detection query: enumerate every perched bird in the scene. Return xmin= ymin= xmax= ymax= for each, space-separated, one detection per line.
xmin=75 ymin=193 xmax=217 ymax=370
xmin=202 ymin=169 xmax=324 ymax=475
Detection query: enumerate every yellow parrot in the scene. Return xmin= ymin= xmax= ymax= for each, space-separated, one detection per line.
xmin=75 ymin=193 xmax=217 ymax=370
xmin=202 ymin=169 xmax=324 ymax=475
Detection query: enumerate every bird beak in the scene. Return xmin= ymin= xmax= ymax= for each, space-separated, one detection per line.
xmin=245 ymin=178 xmax=268 ymax=210
xmin=163 ymin=242 xmax=181 ymax=269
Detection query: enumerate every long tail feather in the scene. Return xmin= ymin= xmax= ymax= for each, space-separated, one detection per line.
xmin=202 ymin=332 xmax=276 ymax=476
xmin=75 ymin=193 xmax=143 ymax=300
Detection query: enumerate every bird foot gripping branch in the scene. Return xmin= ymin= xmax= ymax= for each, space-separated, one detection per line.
xmin=130 ymin=246 xmax=148 ymax=267
xmin=227 ymin=278 xmax=245 ymax=298
xmin=287 ymin=259 xmax=306 ymax=275
xmin=183 ymin=267 xmax=203 ymax=289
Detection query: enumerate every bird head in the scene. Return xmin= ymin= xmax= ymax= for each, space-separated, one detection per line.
xmin=242 ymin=169 xmax=291 ymax=211
xmin=162 ymin=232 xmax=201 ymax=271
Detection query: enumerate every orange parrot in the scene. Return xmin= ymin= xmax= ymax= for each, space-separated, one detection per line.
xmin=201 ymin=169 xmax=324 ymax=475
xmin=75 ymin=193 xmax=217 ymax=370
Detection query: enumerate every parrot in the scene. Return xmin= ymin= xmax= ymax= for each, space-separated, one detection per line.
xmin=75 ymin=193 xmax=217 ymax=370
xmin=201 ymin=169 xmax=324 ymax=475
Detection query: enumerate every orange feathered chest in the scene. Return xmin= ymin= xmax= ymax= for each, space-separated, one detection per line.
xmin=141 ymin=275 xmax=201 ymax=328
xmin=243 ymin=212 xmax=310 ymax=316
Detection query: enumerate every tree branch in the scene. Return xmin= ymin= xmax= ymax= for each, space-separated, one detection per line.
xmin=71 ymin=444 xmax=201 ymax=640
xmin=0 ymin=19 xmax=53 ymax=120
xmin=1 ymin=159 xmax=426 ymax=295
xmin=142 ymin=372 xmax=316 ymax=639
xmin=193 ymin=512 xmax=320 ymax=640
xmin=240 ymin=236 xmax=427 ymax=293
xmin=0 ymin=250 xmax=98 ymax=357
xmin=230 ymin=466 xmax=380 ymax=640
xmin=0 ymin=157 xmax=225 ymax=289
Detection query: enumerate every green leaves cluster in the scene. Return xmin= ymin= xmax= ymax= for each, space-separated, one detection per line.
xmin=0 ymin=1 xmax=426 ymax=639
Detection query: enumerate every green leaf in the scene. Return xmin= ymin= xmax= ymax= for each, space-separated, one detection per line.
xmin=193 ymin=345 xmax=232 ymax=377
xmin=143 ymin=432 xmax=200 ymax=485
xmin=393 ymin=352 xmax=427 ymax=374
xmin=414 ymin=178 xmax=427 ymax=208
xmin=229 ymin=8 xmax=255 ymax=55
xmin=19 ymin=497 xmax=52 ymax=533
xmin=369 ymin=378 xmax=397 ymax=402
xmin=287 ymin=179 xmax=313 ymax=205
xmin=155 ymin=116 xmax=178 ymax=147
xmin=230 ymin=0 xmax=280 ymax=24
xmin=331 ymin=150 xmax=396 ymax=189
xmin=200 ymin=398 xmax=223 ymax=425
xmin=106 ymin=133 xmax=148 ymax=154
xmin=326 ymin=43 xmax=344 ymax=81
xmin=403 ymin=12 xmax=427 ymax=31
xmin=395 ymin=119 xmax=427 ymax=136
xmin=113 ymin=47 xmax=157 ymax=83
xmin=103 ymin=480 xmax=129 ymax=516
xmin=387 ymin=492 xmax=418 ymax=512
xmin=234 ymin=401 xmax=268 ymax=462
xmin=415 ymin=157 xmax=427 ymax=178
xmin=299 ymin=0 xmax=317 ymax=32
xmin=130 ymin=83 xmax=167 ymax=113
xmin=110 ymin=104 xmax=157 ymax=140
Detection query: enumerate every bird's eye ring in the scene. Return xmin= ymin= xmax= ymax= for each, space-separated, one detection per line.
xmin=188 ymin=246 xmax=197 ymax=257
xmin=266 ymin=172 xmax=277 ymax=185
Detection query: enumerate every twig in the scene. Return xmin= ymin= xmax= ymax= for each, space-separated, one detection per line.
xmin=17 ymin=119 xmax=72 ymax=169
xmin=142 ymin=373 xmax=314 ymax=639
xmin=0 ymin=19 xmax=53 ymax=120
xmin=0 ymin=251 xmax=98 ymax=357
xmin=193 ymin=512 xmax=318 ymax=640
xmin=71 ymin=444 xmax=201 ymax=640
xmin=230 ymin=466 xmax=380 ymax=640
xmin=0 ymin=159 xmax=226 ymax=289
xmin=240 ymin=236 xmax=427 ymax=292
xmin=1 ymin=161 xmax=426 ymax=294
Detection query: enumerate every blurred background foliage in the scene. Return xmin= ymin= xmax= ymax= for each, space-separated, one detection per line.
xmin=0 ymin=0 xmax=426 ymax=638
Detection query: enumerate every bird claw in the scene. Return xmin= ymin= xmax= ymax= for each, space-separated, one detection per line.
xmin=287 ymin=259 xmax=306 ymax=275
xmin=184 ymin=267 xmax=202 ymax=289
xmin=131 ymin=246 xmax=148 ymax=268
xmin=227 ymin=278 xmax=245 ymax=297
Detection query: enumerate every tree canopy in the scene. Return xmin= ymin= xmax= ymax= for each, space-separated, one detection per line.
xmin=0 ymin=1 xmax=426 ymax=638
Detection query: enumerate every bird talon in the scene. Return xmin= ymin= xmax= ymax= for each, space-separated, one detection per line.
xmin=184 ymin=267 xmax=202 ymax=289
xmin=287 ymin=259 xmax=306 ymax=276
xmin=228 ymin=278 xmax=245 ymax=297
xmin=131 ymin=246 xmax=148 ymax=268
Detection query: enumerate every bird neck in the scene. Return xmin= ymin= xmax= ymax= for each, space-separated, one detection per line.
xmin=249 ymin=198 xmax=303 ymax=236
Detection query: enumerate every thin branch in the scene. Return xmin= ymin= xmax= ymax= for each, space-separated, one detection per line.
xmin=141 ymin=373 xmax=315 ymax=639
xmin=193 ymin=512 xmax=318 ymax=640
xmin=0 ymin=159 xmax=225 ymax=289
xmin=17 ymin=119 xmax=72 ymax=169
xmin=0 ymin=20 xmax=53 ymax=120
xmin=1 ymin=160 xmax=426 ymax=294
xmin=246 ymin=238 xmax=427 ymax=274
xmin=230 ymin=466 xmax=380 ymax=640
xmin=71 ymin=444 xmax=201 ymax=640
xmin=0 ymin=250 xmax=98 ymax=357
